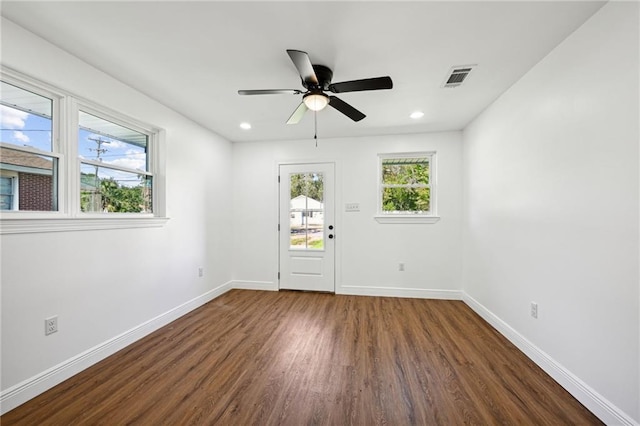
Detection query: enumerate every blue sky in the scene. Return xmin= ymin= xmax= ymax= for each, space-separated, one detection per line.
xmin=78 ymin=128 xmax=146 ymax=171
xmin=0 ymin=105 xmax=52 ymax=152
xmin=2 ymin=104 xmax=147 ymax=187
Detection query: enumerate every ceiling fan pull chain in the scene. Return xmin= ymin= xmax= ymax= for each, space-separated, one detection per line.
xmin=314 ymin=110 xmax=318 ymax=147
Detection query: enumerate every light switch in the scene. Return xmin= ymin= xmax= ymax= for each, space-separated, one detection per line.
xmin=345 ymin=203 xmax=360 ymax=212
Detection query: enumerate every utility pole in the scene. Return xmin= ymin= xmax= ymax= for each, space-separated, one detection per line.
xmin=88 ymin=137 xmax=108 ymax=162
xmin=88 ymin=137 xmax=108 ymax=212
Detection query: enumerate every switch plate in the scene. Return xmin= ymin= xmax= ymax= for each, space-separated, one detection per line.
xmin=345 ymin=203 xmax=360 ymax=212
xmin=531 ymin=302 xmax=538 ymax=319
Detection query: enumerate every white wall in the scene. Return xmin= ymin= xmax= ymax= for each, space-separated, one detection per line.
xmin=3 ymin=2 xmax=638 ymax=423
xmin=232 ymin=132 xmax=463 ymax=297
xmin=0 ymin=18 xmax=234 ymax=410
xmin=462 ymin=2 xmax=639 ymax=423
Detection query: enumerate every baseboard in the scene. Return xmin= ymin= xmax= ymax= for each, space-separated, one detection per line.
xmin=462 ymin=292 xmax=638 ymax=426
xmin=0 ymin=280 xmax=233 ymax=416
xmin=338 ymin=284 xmax=462 ymax=300
xmin=232 ymin=280 xmax=278 ymax=291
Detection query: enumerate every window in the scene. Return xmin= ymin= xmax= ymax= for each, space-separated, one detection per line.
xmin=0 ymin=68 xmax=166 ymax=233
xmin=0 ymin=175 xmax=16 ymax=210
xmin=78 ymin=110 xmax=152 ymax=213
xmin=376 ymin=152 xmax=439 ymax=224
xmin=0 ymin=79 xmax=59 ymax=212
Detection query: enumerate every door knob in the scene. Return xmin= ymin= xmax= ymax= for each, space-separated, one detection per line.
xmin=328 ymin=234 xmax=334 ymax=239
xmin=328 ymin=225 xmax=334 ymax=230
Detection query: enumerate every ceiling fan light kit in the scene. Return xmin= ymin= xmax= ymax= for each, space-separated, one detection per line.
xmin=238 ymin=49 xmax=393 ymax=125
xmin=303 ymin=93 xmax=329 ymax=111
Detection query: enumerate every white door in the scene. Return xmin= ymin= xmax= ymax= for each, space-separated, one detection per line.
xmin=279 ymin=163 xmax=335 ymax=292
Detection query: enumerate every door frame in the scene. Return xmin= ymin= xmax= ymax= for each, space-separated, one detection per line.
xmin=276 ymin=160 xmax=340 ymax=293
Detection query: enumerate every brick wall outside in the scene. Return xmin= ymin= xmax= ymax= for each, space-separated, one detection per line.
xmin=18 ymin=173 xmax=54 ymax=211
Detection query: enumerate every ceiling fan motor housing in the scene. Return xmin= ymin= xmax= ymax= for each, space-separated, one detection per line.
xmin=306 ymin=64 xmax=333 ymax=90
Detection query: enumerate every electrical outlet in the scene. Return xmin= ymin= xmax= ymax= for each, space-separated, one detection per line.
xmin=45 ymin=316 xmax=58 ymax=335
xmin=398 ymin=262 xmax=405 ymax=272
xmin=530 ymin=302 xmax=538 ymax=319
xmin=198 ymin=267 xmax=204 ymax=278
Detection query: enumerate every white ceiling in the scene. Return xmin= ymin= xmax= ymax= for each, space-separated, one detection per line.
xmin=1 ymin=1 xmax=605 ymax=143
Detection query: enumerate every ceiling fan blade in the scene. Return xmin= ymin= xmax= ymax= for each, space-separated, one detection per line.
xmin=328 ymin=76 xmax=393 ymax=93
xmin=286 ymin=50 xmax=318 ymax=86
xmin=238 ymin=89 xmax=302 ymax=95
xmin=286 ymin=102 xmax=308 ymax=125
xmin=328 ymin=96 xmax=366 ymax=122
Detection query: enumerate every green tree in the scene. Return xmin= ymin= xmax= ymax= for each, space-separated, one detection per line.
xmin=290 ymin=173 xmax=324 ymax=201
xmin=80 ymin=173 xmax=148 ymax=213
xmin=382 ymin=163 xmax=430 ymax=212
xmin=100 ymin=178 xmax=145 ymax=212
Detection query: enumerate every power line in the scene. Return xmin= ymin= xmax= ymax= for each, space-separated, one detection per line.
xmin=0 ymin=129 xmax=51 ymax=132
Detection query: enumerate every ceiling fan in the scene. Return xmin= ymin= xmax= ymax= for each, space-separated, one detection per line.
xmin=238 ymin=49 xmax=393 ymax=124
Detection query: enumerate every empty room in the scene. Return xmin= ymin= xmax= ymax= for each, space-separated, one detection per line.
xmin=0 ymin=1 xmax=638 ymax=424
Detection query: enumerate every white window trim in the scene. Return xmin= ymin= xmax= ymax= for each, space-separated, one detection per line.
xmin=0 ymin=216 xmax=169 ymax=234
xmin=374 ymin=151 xmax=440 ymax=224
xmin=0 ymin=67 xmax=168 ymax=234
xmin=373 ymin=215 xmax=440 ymax=224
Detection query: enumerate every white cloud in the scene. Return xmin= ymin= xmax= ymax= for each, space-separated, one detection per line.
xmin=13 ymin=131 xmax=30 ymax=143
xmin=103 ymin=139 xmax=127 ymax=149
xmin=106 ymin=157 xmax=147 ymax=172
xmin=84 ymin=134 xmax=145 ymax=153
xmin=0 ymin=105 xmax=28 ymax=129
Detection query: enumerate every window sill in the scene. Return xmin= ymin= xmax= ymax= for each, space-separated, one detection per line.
xmin=0 ymin=216 xmax=170 ymax=234
xmin=374 ymin=215 xmax=440 ymax=224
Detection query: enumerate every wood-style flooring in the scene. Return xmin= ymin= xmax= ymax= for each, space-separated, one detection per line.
xmin=1 ymin=290 xmax=601 ymax=425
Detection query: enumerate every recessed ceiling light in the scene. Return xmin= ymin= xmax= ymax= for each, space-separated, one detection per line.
xmin=410 ymin=111 xmax=424 ymax=119
xmin=240 ymin=122 xmax=251 ymax=130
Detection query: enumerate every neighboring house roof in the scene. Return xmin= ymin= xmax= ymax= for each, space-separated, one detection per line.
xmin=290 ymin=195 xmax=323 ymax=211
xmin=0 ymin=146 xmax=54 ymax=174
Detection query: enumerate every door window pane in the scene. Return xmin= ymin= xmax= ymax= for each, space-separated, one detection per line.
xmin=0 ymin=81 xmax=53 ymax=152
xmin=289 ymin=172 xmax=324 ymax=250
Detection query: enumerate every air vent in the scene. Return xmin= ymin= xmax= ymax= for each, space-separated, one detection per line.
xmin=443 ymin=65 xmax=476 ymax=88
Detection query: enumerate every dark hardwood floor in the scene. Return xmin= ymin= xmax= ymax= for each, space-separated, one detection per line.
xmin=2 ymin=290 xmax=601 ymax=425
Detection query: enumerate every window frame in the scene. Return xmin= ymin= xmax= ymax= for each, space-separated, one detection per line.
xmin=375 ymin=152 xmax=440 ymax=224
xmin=0 ymin=72 xmax=64 ymax=217
xmin=0 ymin=67 xmax=168 ymax=234
xmin=75 ymin=102 xmax=156 ymax=215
